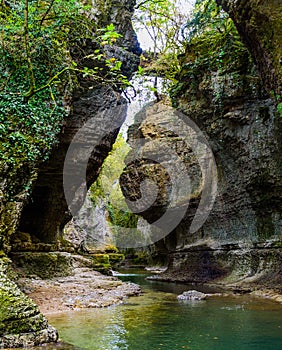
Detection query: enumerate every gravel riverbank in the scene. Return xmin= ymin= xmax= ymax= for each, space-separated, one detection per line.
xmin=17 ymin=267 xmax=142 ymax=315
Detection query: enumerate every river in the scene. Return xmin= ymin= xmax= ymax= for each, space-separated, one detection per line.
xmin=41 ymin=270 xmax=282 ymax=350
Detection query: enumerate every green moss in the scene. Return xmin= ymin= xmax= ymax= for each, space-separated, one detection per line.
xmin=104 ymin=245 xmax=119 ymax=253
xmin=277 ymin=102 xmax=282 ymax=117
xmin=129 ymin=251 xmax=150 ymax=266
xmin=0 ymin=201 xmax=23 ymax=252
xmin=108 ymin=253 xmax=125 ymax=266
xmin=88 ymin=254 xmax=111 ymax=274
xmin=90 ymin=254 xmax=110 ymax=265
xmin=11 ymin=252 xmax=73 ymax=279
xmin=0 ymin=259 xmax=47 ymax=336
xmin=272 ymin=240 xmax=282 ymax=248
xmin=0 ymin=292 xmax=45 ymax=335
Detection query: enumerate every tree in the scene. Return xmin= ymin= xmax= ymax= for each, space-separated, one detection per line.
xmin=0 ymin=0 xmax=129 ymax=200
xmin=0 ymin=1 xmax=129 ymax=101
xmin=134 ymin=0 xmax=185 ymax=55
xmin=133 ymin=0 xmax=191 ymax=91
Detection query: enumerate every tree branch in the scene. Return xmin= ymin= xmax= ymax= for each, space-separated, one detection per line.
xmin=23 ymin=66 xmax=129 ymax=102
xmin=135 ymin=0 xmax=166 ymax=10
xmin=39 ymin=0 xmax=56 ymax=26
xmin=24 ymin=0 xmax=36 ymax=100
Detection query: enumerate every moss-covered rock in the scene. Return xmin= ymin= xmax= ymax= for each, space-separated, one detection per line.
xmin=0 ymin=260 xmax=58 ymax=346
xmin=0 ymin=200 xmax=24 ymax=253
xmin=10 ymin=252 xmax=73 ymax=279
xmin=87 ymin=253 xmax=111 ymax=274
xmin=217 ymin=0 xmax=282 ymax=98
xmin=104 ymin=245 xmax=119 ymax=253
xmin=120 ymin=1 xmax=281 ymax=288
xmin=108 ymin=253 xmax=125 ymax=266
xmin=0 ymin=0 xmax=140 ymax=347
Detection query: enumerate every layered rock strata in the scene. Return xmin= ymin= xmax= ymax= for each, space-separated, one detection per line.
xmin=0 ymin=0 xmax=140 ymax=347
xmin=120 ymin=49 xmax=281 ymax=289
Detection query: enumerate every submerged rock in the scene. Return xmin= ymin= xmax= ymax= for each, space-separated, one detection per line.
xmin=177 ymin=290 xmax=207 ymax=301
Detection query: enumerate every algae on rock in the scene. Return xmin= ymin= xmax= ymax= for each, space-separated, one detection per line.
xmin=0 ymin=260 xmax=58 ymax=347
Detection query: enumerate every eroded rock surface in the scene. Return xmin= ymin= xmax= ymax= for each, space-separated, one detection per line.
xmin=0 ymin=261 xmax=58 ymax=348
xmin=0 ymin=0 xmax=140 ymax=347
xmin=120 ymin=35 xmax=282 ymax=290
xmin=17 ymin=267 xmax=141 ymax=314
xmin=216 ymin=0 xmax=282 ymax=97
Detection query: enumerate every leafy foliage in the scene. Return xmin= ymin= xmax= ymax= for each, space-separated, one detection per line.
xmin=182 ymin=0 xmax=250 ymax=72
xmin=183 ymin=0 xmax=222 ymax=40
xmin=134 ymin=0 xmax=190 ymax=90
xmin=170 ymin=0 xmax=252 ymax=106
xmin=0 ymin=91 xmax=65 ymax=197
xmin=90 ymin=134 xmax=139 ymax=232
xmin=135 ymin=0 xmax=185 ymax=54
xmin=0 ymin=0 xmax=129 ymax=200
xmin=0 ymin=0 xmax=91 ymax=97
xmin=277 ymin=102 xmax=282 ymax=118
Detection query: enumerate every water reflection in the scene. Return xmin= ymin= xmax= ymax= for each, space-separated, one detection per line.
xmin=46 ymin=272 xmax=282 ymax=350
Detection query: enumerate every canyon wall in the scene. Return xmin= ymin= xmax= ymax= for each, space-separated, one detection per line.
xmin=17 ymin=0 xmax=140 ymax=245
xmin=121 ymin=9 xmax=282 ymax=289
xmin=0 ymin=0 xmax=140 ymax=347
xmin=217 ymin=0 xmax=282 ymax=98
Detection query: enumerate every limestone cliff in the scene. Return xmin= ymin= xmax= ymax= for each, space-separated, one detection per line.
xmin=216 ymin=0 xmax=282 ymax=98
xmin=17 ymin=0 xmax=140 ymax=244
xmin=120 ymin=15 xmax=281 ymax=289
xmin=0 ymin=0 xmax=140 ymax=347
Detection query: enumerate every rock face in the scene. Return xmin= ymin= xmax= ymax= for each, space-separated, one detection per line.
xmin=120 ymin=38 xmax=282 ymax=288
xmin=17 ymin=0 xmax=140 ymax=244
xmin=216 ymin=0 xmax=282 ymax=97
xmin=64 ymin=197 xmax=114 ymax=252
xmin=177 ymin=290 xmax=207 ymax=301
xmin=0 ymin=0 xmax=140 ymax=249
xmin=18 ymin=87 xmax=127 ymax=243
xmin=0 ymin=260 xmax=58 ymax=348
xmin=0 ymin=0 xmax=140 ymax=347
xmin=120 ymin=102 xmax=211 ymax=242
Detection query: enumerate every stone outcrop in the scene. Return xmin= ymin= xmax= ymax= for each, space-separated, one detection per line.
xmin=177 ymin=290 xmax=207 ymax=301
xmin=64 ymin=197 xmax=115 ymax=252
xmin=18 ymin=86 xmax=127 ymax=243
xmin=0 ymin=260 xmax=58 ymax=348
xmin=120 ymin=33 xmax=282 ymax=289
xmin=17 ymin=0 xmax=140 ymax=244
xmin=216 ymin=0 xmax=282 ymax=98
xmin=120 ymin=102 xmax=208 ymax=240
xmin=0 ymin=0 xmax=140 ymax=347
xmin=0 ymin=0 xmax=141 ymax=250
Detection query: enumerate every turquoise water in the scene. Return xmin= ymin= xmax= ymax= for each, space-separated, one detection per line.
xmin=46 ymin=271 xmax=282 ymax=350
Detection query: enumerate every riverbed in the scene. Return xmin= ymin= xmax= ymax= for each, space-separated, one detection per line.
xmin=43 ymin=270 xmax=282 ymax=350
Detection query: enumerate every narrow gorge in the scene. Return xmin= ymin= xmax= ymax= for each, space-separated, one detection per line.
xmin=0 ymin=0 xmax=281 ymax=348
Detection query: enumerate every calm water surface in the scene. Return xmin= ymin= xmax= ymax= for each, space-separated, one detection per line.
xmin=45 ymin=270 xmax=282 ymax=350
